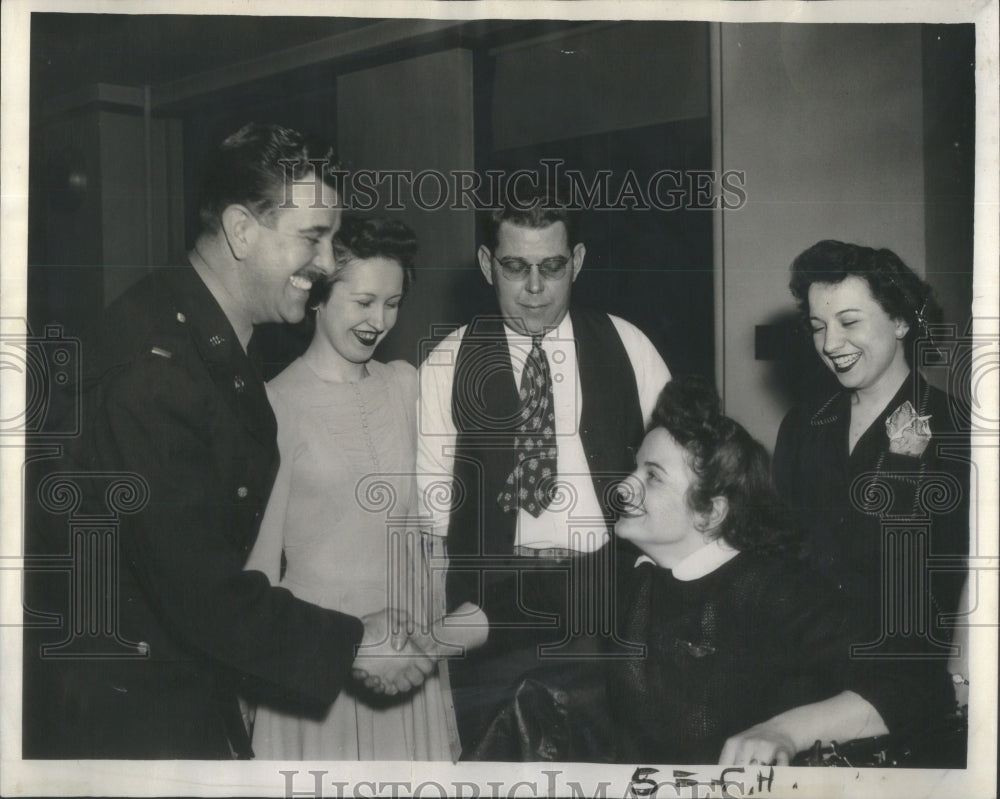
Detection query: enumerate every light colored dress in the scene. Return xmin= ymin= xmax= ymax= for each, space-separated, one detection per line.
xmin=245 ymin=357 xmax=455 ymax=760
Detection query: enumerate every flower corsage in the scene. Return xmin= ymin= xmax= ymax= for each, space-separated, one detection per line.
xmin=885 ymin=400 xmax=932 ymax=457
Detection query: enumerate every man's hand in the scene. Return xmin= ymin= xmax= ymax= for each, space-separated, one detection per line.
xmin=351 ymin=608 xmax=434 ymax=696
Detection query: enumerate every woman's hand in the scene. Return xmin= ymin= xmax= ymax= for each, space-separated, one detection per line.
xmin=719 ymin=723 xmax=796 ymax=765
xmin=718 ymin=691 xmax=888 ymax=765
xmin=406 ymin=603 xmax=490 ymax=661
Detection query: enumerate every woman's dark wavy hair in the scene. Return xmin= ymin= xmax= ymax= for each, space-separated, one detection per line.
xmin=198 ymin=122 xmax=340 ymax=234
xmin=649 ymin=376 xmax=796 ymax=555
xmin=308 ymin=215 xmax=418 ymax=308
xmin=789 ymin=240 xmax=942 ymax=364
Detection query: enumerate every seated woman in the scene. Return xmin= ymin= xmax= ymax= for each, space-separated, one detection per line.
xmin=610 ymin=376 xmax=890 ymax=765
xmin=774 ymin=241 xmax=969 ymax=764
xmin=473 ymin=376 xmax=889 ymax=765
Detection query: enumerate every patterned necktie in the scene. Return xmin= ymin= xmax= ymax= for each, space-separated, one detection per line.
xmin=498 ymin=335 xmax=558 ymax=516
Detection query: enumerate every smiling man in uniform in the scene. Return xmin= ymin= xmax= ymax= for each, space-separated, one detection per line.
xmin=23 ymin=123 xmax=430 ymax=759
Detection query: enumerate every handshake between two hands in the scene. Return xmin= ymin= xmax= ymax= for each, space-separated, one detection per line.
xmin=351 ymin=608 xmax=453 ymax=697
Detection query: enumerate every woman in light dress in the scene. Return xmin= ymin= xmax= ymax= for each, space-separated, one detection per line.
xmin=245 ymin=215 xmax=455 ymax=760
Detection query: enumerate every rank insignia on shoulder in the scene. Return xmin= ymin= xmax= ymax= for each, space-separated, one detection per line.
xmin=151 ymin=346 xmax=173 ymax=359
xmin=674 ymin=638 xmax=717 ymax=658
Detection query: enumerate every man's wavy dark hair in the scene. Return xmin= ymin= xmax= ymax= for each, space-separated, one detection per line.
xmin=481 ymin=180 xmax=580 ymax=252
xmin=198 ymin=122 xmax=340 ymax=234
xmin=649 ymin=376 xmax=797 ymax=554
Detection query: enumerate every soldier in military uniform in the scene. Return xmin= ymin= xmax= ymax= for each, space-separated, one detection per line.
xmin=23 ymin=123 xmax=432 ymax=759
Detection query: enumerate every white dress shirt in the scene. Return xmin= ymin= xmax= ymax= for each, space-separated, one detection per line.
xmin=417 ymin=312 xmax=670 ymax=552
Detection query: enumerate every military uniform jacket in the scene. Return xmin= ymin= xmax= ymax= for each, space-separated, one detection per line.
xmin=23 ymin=265 xmax=363 ymax=758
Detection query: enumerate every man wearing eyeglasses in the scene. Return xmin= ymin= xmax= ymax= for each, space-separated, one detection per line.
xmin=23 ymin=123 xmax=430 ymax=759
xmin=416 ymin=185 xmax=670 ymax=756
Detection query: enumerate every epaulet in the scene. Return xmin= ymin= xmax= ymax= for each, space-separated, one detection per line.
xmin=86 ymin=276 xmax=180 ymax=376
xmin=141 ymin=309 xmax=191 ymax=363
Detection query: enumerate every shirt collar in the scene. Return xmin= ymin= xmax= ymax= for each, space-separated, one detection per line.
xmin=502 ymin=312 xmax=574 ymax=347
xmin=633 ymin=538 xmax=740 ymax=581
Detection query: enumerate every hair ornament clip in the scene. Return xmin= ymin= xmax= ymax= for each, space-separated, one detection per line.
xmin=914 ymin=300 xmax=929 ymax=334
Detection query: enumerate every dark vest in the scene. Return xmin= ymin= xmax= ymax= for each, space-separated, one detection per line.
xmin=445 ymin=307 xmax=645 ymax=612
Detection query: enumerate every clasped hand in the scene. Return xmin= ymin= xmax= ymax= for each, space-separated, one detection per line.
xmin=351 ymin=608 xmax=437 ymax=696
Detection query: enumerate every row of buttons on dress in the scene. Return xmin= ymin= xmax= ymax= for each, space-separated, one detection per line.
xmin=353 ymin=383 xmax=381 ymax=471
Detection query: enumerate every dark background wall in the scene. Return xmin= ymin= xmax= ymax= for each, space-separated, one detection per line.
xmin=29 ymin=17 xmax=717 ymax=384
xmin=717 ymin=22 xmax=975 ymax=445
xmin=484 ymin=118 xmax=713 ymax=380
xmin=26 ymin=16 xmax=974 ymax=449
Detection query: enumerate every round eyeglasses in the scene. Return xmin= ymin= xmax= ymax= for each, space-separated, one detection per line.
xmin=491 ymin=254 xmax=570 ymax=282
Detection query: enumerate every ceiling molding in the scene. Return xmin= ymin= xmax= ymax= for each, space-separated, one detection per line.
xmin=487 ymin=21 xmax=619 ymax=56
xmin=150 ymin=18 xmax=468 ymax=110
xmin=40 ymin=83 xmax=146 ymax=121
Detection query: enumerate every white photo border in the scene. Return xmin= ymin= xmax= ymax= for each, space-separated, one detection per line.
xmin=1 ymin=1 xmax=997 ymax=797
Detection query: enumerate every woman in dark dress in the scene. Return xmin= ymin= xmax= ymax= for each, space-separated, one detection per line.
xmin=472 ymin=377 xmax=890 ymax=765
xmin=611 ymin=376 xmax=890 ymax=765
xmin=773 ymin=240 xmax=969 ymax=759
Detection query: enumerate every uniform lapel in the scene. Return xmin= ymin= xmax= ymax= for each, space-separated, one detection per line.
xmin=165 ymin=268 xmax=277 ymax=447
